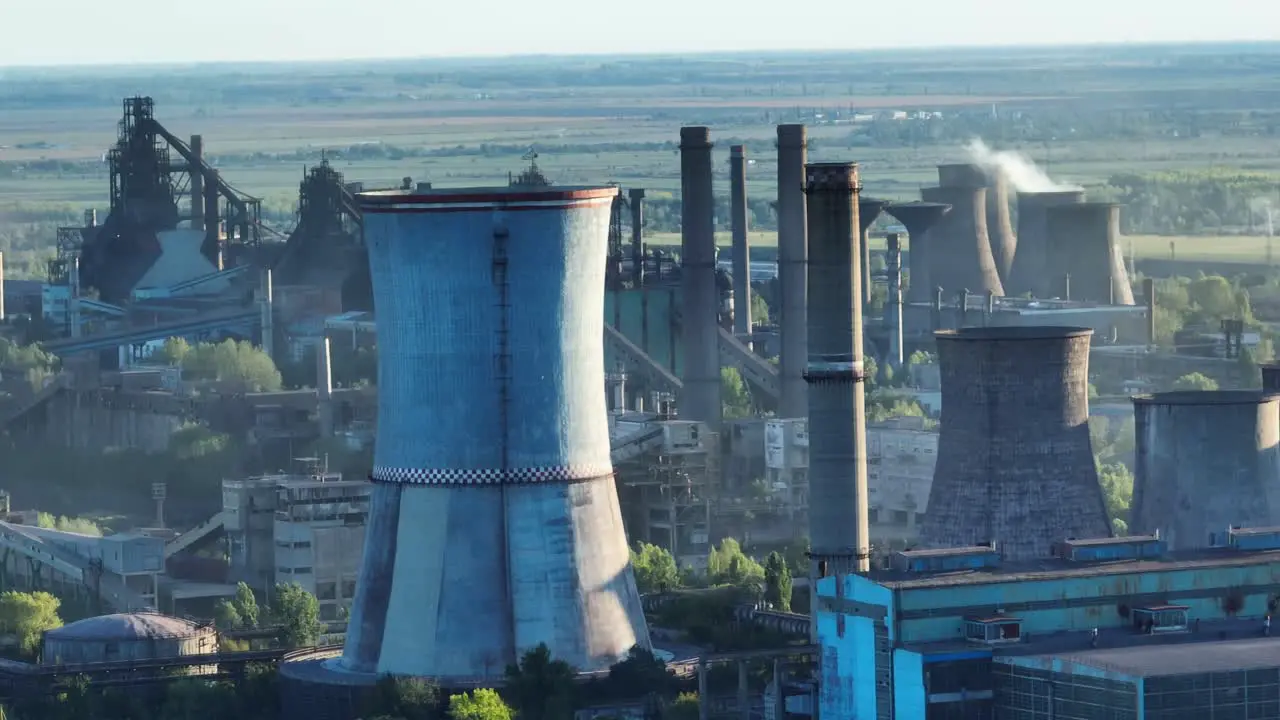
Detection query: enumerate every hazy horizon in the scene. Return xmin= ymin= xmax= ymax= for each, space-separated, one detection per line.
xmin=2 ymin=0 xmax=1277 ymax=69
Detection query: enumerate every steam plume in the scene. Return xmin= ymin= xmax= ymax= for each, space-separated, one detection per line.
xmin=965 ymin=139 xmax=1079 ymax=193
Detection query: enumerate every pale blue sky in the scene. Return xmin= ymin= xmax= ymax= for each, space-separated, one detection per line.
xmin=0 ymin=0 xmax=1275 ymax=67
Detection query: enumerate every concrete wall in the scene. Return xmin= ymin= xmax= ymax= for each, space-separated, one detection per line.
xmin=42 ymin=627 xmax=216 ymax=665
xmin=816 ymin=574 xmax=895 ymax=720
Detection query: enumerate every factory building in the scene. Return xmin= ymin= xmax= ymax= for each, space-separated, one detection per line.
xmin=41 ymin=612 xmax=216 ymax=667
xmin=817 ymin=532 xmax=1280 ymax=720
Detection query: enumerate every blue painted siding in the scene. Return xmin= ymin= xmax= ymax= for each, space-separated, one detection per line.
xmin=816 ymin=575 xmax=896 ymax=719
xmin=892 ymin=650 xmax=926 ymax=719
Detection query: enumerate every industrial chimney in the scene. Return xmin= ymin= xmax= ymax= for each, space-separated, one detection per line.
xmin=629 ymin=188 xmax=645 ymax=286
xmin=885 ymin=234 xmax=904 ymax=367
xmin=337 ymin=184 xmax=649 ymax=682
xmin=920 ymin=186 xmax=1004 ymax=297
xmin=777 ymin=124 xmax=809 ymax=419
xmin=1132 ymin=391 xmax=1280 ymax=550
xmin=729 ymin=145 xmax=752 ymax=342
xmin=1006 ymin=190 xmax=1085 ymax=297
xmin=805 ymin=161 xmax=871 ymax=606
xmin=885 ymin=201 xmax=951 ymax=304
xmin=921 ymin=326 xmax=1111 ymax=560
xmin=1045 ymin=203 xmax=1135 ymax=305
xmin=680 ymin=127 xmax=722 ymax=428
xmin=939 ymin=163 xmax=1017 ymax=286
xmin=858 ymin=196 xmax=887 ymax=306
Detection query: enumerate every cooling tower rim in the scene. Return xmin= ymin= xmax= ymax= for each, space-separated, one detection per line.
xmin=358 ymin=185 xmax=618 ymax=208
xmin=1015 ymin=190 xmax=1087 ymax=201
xmin=679 ymin=126 xmax=713 ymax=147
xmin=1132 ymin=390 xmax=1280 ymax=406
xmin=934 ymin=326 xmax=1093 ymax=342
xmin=1045 ymin=201 xmax=1123 ymax=212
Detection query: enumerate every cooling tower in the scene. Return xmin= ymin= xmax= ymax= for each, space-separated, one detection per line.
xmin=920 ymin=186 xmax=1004 ymax=297
xmin=805 ymin=161 xmax=870 ymax=587
xmin=1045 ymin=203 xmax=1135 ymax=305
xmin=729 ymin=145 xmax=751 ymax=339
xmin=777 ymin=124 xmax=809 ymax=419
xmin=341 ymin=185 xmax=650 ymax=681
xmin=939 ymin=163 xmax=1017 ymax=286
xmin=1006 ymin=190 xmax=1085 ymax=297
xmin=858 ymin=196 xmax=886 ymax=306
xmin=885 ymin=201 xmax=951 ymax=304
xmin=1132 ymin=391 xmax=1280 ymax=550
xmin=680 ymin=127 xmax=722 ymax=427
xmin=921 ymin=326 xmax=1111 ymax=561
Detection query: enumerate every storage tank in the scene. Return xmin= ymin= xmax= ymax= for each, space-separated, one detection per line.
xmin=921 ymin=326 xmax=1111 ymax=560
xmin=1007 ymin=190 xmax=1085 ymax=297
xmin=920 ymin=186 xmax=1004 ymax=297
xmin=337 ymin=184 xmax=649 ymax=682
xmin=42 ymin=613 xmax=216 ymax=665
xmin=1132 ymin=391 xmax=1280 ymax=549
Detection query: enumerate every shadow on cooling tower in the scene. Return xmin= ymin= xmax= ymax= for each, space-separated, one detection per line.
xmin=938 ymin=163 xmax=1017 ymax=288
xmin=1045 ymin=202 xmax=1135 ymax=305
xmin=921 ymin=185 xmax=1004 ymax=297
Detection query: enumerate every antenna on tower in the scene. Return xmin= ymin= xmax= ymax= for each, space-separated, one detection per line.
xmin=510 ymin=147 xmax=551 ymax=187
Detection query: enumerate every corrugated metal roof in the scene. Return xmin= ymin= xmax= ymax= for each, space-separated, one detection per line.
xmin=46 ymin=613 xmax=208 ymax=641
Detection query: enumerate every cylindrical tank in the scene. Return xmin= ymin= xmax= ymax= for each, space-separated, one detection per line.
xmin=42 ymin=613 xmax=216 ymax=666
xmin=858 ymin=196 xmax=886 ymax=306
xmin=1132 ymin=391 xmax=1280 ymax=550
xmin=1046 ymin=203 xmax=1135 ymax=305
xmin=922 ymin=326 xmax=1111 ymax=561
xmin=342 ymin=184 xmax=649 ymax=681
xmin=680 ymin=127 xmax=722 ymax=428
xmin=729 ymin=145 xmax=752 ymax=339
xmin=776 ymin=124 xmax=809 ymax=419
xmin=1007 ymin=190 xmax=1085 ymax=297
xmin=804 ymin=161 xmax=870 ymax=582
xmin=885 ymin=201 xmax=951 ymax=304
xmin=939 ymin=163 xmax=1017 ymax=287
xmin=921 ymin=186 xmax=1004 ymax=297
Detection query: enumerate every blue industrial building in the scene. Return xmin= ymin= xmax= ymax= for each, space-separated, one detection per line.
xmin=817 ymin=530 xmax=1280 ymax=719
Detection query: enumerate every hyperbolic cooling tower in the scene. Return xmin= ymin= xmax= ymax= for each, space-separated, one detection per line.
xmin=920 ymin=186 xmax=1004 ymax=297
xmin=343 ymin=185 xmax=649 ymax=681
xmin=1045 ymin=203 xmax=1135 ymax=305
xmin=1132 ymin=391 xmax=1280 ymax=550
xmin=939 ymin=163 xmax=1017 ymax=286
xmin=805 ymin=162 xmax=870 ymax=583
xmin=680 ymin=127 xmax=722 ymax=428
xmin=921 ymin=326 xmax=1111 ymax=561
xmin=885 ymin=201 xmax=951 ymax=304
xmin=776 ymin=124 xmax=809 ymax=419
xmin=858 ymin=196 xmax=886 ymax=306
xmin=1007 ymin=190 xmax=1085 ymax=297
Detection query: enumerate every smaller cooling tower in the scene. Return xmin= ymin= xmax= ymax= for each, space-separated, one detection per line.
xmin=858 ymin=197 xmax=886 ymax=306
xmin=1045 ymin=203 xmax=1135 ymax=305
xmin=1132 ymin=391 xmax=1280 ymax=550
xmin=921 ymin=326 xmax=1111 ymax=560
xmin=886 ymin=201 xmax=951 ymax=304
xmin=921 ymin=186 xmax=1004 ymax=297
xmin=938 ymin=163 xmax=1017 ymax=286
xmin=1007 ymin=191 xmax=1085 ymax=297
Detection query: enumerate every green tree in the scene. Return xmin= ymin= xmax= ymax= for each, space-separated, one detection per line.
xmin=707 ymin=538 xmax=765 ymax=590
xmin=361 ymin=675 xmax=439 ymax=720
xmin=763 ymin=551 xmax=793 ymax=612
xmin=448 ymin=689 xmax=513 ymax=720
xmin=749 ymin=290 xmax=770 ymax=326
xmin=607 ymin=645 xmax=676 ymax=700
xmin=783 ymin=537 xmax=811 ymax=577
xmin=630 ymin=543 xmax=681 ymax=594
xmin=35 ymin=513 xmax=102 ymax=536
xmin=1097 ymin=461 xmax=1135 ymax=535
xmin=0 ymin=591 xmax=62 ymax=656
xmin=721 ymin=367 xmax=751 ymax=419
xmin=504 ymin=644 xmax=577 ymax=720
xmin=669 ymin=692 xmax=701 ymax=720
xmin=182 ymin=339 xmax=282 ymax=392
xmin=214 ymin=582 xmax=260 ymax=631
xmin=1172 ymin=372 xmax=1219 ymax=391
xmin=271 ymin=582 xmax=323 ymax=648
xmin=152 ymin=336 xmax=192 ymax=366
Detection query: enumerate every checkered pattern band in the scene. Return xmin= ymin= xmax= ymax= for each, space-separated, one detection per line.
xmin=371 ymin=463 xmax=615 ymax=486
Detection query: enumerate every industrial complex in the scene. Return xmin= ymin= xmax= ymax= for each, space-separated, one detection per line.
xmin=0 ymin=95 xmax=1275 ymax=720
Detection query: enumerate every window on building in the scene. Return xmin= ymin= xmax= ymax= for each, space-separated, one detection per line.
xmin=316 ymin=582 xmax=337 ymax=601
xmin=342 ymin=580 xmax=357 ymax=598
xmin=892 ymin=510 xmax=909 ymax=526
xmin=915 ymin=513 xmax=927 ymax=527
xmin=965 ymin=617 xmax=1022 ymax=644
xmin=1132 ymin=605 xmax=1189 ymax=633
xmin=868 ymin=508 xmax=881 ymax=524
xmin=294 ymin=566 xmax=313 ymax=575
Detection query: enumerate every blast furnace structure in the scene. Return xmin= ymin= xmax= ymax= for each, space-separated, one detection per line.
xmin=340 ymin=185 xmax=649 ymax=682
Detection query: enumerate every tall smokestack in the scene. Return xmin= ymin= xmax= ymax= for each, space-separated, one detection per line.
xmin=1007 ymin=190 xmax=1085 ymax=297
xmin=920 ymin=186 xmax=1004 ymax=297
xmin=804 ymin=161 xmax=870 ymax=612
xmin=921 ymin=326 xmax=1111 ymax=560
xmin=939 ymin=163 xmax=1017 ymax=285
xmin=334 ymin=184 xmax=649 ymax=683
xmin=316 ymin=337 xmax=334 ymax=438
xmin=204 ymin=174 xmax=220 ymax=263
xmin=1046 ymin=203 xmax=1135 ymax=305
xmin=260 ymin=269 xmax=274 ymax=361
xmin=777 ymin=125 xmax=809 ymax=419
xmin=885 ymin=234 xmax=903 ymax=368
xmin=1132 ymin=391 xmax=1280 ymax=550
xmin=729 ymin=145 xmax=752 ymax=342
xmin=0 ymin=251 xmax=6 ymax=322
xmin=629 ymin=188 xmax=645 ymax=286
xmin=680 ymin=127 xmax=722 ymax=429
xmin=885 ymin=201 xmax=951 ymax=304
xmin=858 ymin=197 xmax=886 ymax=306
xmin=190 ymin=134 xmax=205 ymax=233
xmin=1144 ymin=277 xmax=1157 ymax=346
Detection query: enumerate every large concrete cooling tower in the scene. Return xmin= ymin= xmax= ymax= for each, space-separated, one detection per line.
xmin=805 ymin=161 xmax=870 ymax=590
xmin=777 ymin=124 xmax=809 ymax=419
xmin=939 ymin=163 xmax=1017 ymax=285
xmin=921 ymin=326 xmax=1111 ymax=561
xmin=1132 ymin=391 xmax=1280 ymax=550
xmin=340 ymin=185 xmax=649 ymax=682
xmin=1006 ymin=190 xmax=1085 ymax=297
xmin=1045 ymin=203 xmax=1135 ymax=305
xmin=858 ymin=196 xmax=886 ymax=306
xmin=886 ymin=201 xmax=951 ymax=304
xmin=680 ymin=126 xmax=722 ymax=427
xmin=920 ymin=186 xmax=1004 ymax=297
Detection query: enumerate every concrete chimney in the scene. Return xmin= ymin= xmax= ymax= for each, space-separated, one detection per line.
xmin=69 ymin=257 xmax=81 ymax=338
xmin=204 ymin=173 xmax=220 ymax=262
xmin=921 ymin=186 xmax=1004 ymax=297
xmin=629 ymin=188 xmax=646 ymax=286
xmin=885 ymin=201 xmax=951 ymax=304
xmin=680 ymin=127 xmax=722 ymax=429
xmin=190 ymin=135 xmax=205 ymax=233
xmin=1046 ymin=203 xmax=1135 ymax=305
xmin=1143 ymin=277 xmax=1157 ymax=346
xmin=84 ymin=209 xmax=97 ymax=228
xmin=260 ymin=269 xmax=275 ymax=361
xmin=804 ymin=161 xmax=870 ymax=604
xmin=729 ymin=145 xmax=752 ymax=343
xmin=316 ymin=336 xmax=334 ymax=438
xmin=1007 ymin=190 xmax=1085 ymax=297
xmin=886 ymin=234 xmax=904 ymax=368
xmin=776 ymin=125 xmax=809 ymax=419
xmin=858 ymin=197 xmax=886 ymax=306
xmin=0 ymin=251 xmax=6 ymax=322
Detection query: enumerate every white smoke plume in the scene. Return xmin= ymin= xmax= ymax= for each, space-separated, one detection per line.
xmin=964 ymin=139 xmax=1080 ymax=193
